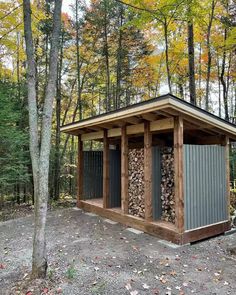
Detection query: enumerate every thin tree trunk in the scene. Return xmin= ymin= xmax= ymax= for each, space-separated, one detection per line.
xmin=53 ymin=29 xmax=64 ymax=201
xmin=205 ymin=0 xmax=216 ymax=110
xmin=217 ymin=55 xmax=221 ymax=117
xmin=187 ymin=20 xmax=196 ymax=105
xmin=163 ymin=19 xmax=172 ymax=94
xmin=116 ymin=3 xmax=124 ymax=109
xmin=23 ymin=0 xmax=62 ymax=279
xmin=220 ymin=29 xmax=229 ymax=121
xmin=104 ymin=0 xmax=111 ymax=111
xmin=198 ymin=42 xmax=202 ymax=107
xmin=76 ymin=0 xmax=82 ymax=120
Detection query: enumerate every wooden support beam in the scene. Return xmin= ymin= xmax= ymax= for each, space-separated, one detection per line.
xmin=103 ymin=130 xmax=110 ymax=208
xmin=81 ymin=118 xmax=174 ymax=141
xmin=77 ymin=135 xmax=84 ymax=206
xmin=121 ymin=126 xmax=129 ymax=214
xmin=174 ymin=116 xmax=184 ymax=233
xmin=144 ymin=121 xmax=153 ymax=221
xmin=122 ymin=116 xmax=142 ymax=125
xmin=223 ymin=136 xmax=230 ymax=220
xmin=142 ymin=112 xmax=158 ymax=121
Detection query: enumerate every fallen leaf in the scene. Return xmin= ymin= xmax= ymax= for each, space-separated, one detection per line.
xmin=125 ymin=283 xmax=132 ymax=291
xmin=142 ymin=283 xmax=150 ymax=289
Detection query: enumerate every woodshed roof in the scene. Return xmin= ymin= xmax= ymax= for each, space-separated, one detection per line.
xmin=60 ymin=93 xmax=236 ymax=140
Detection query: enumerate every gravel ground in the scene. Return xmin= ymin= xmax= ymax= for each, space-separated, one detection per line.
xmin=0 ymin=208 xmax=236 ymax=295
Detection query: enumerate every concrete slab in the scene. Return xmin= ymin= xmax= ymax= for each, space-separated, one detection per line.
xmin=157 ymin=239 xmax=183 ymax=249
xmin=103 ymin=219 xmax=118 ymax=225
xmin=72 ymin=207 xmax=81 ymax=211
xmin=224 ymin=228 xmax=236 ymax=236
xmin=125 ymin=227 xmax=144 ymax=235
xmin=84 ymin=212 xmax=97 ymax=217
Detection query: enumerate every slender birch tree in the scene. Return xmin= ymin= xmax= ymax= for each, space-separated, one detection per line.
xmin=23 ymin=0 xmax=62 ymax=278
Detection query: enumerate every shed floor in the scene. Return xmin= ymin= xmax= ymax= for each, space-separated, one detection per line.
xmin=1 ymin=208 xmax=236 ymax=294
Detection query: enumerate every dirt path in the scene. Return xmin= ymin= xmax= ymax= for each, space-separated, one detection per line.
xmin=0 ymin=208 xmax=236 ymax=295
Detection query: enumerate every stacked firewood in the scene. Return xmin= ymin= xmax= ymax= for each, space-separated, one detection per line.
xmin=128 ymin=148 xmax=145 ymax=218
xmin=161 ymin=147 xmax=175 ymax=223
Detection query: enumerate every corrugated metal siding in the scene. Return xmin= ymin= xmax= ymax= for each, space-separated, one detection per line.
xmin=83 ymin=150 xmax=121 ymax=205
xmin=83 ymin=151 xmax=103 ymax=199
xmin=184 ymin=145 xmax=227 ymax=230
xmin=152 ymin=146 xmax=162 ymax=220
xmin=109 ymin=150 xmax=121 ymax=207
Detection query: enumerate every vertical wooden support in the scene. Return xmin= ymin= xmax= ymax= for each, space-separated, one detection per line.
xmin=103 ymin=130 xmax=110 ymax=208
xmin=121 ymin=125 xmax=128 ymax=214
xmin=77 ymin=134 xmax=83 ymax=207
xmin=223 ymin=135 xmax=230 ymax=220
xmin=144 ymin=121 xmax=153 ymax=221
xmin=174 ymin=116 xmax=184 ymax=233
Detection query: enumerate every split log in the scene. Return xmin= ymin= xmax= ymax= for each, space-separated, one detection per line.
xmin=128 ymin=148 xmax=145 ymax=218
xmin=160 ymin=147 xmax=175 ymax=223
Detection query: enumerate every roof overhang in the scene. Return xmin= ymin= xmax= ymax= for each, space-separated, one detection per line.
xmin=60 ymin=94 xmax=236 ymax=141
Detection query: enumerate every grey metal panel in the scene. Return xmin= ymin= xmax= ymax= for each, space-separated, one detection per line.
xmin=109 ymin=150 xmax=121 ymax=207
xmin=152 ymin=146 xmax=162 ymax=220
xmin=83 ymin=151 xmax=103 ymax=199
xmin=184 ymin=145 xmax=227 ymax=230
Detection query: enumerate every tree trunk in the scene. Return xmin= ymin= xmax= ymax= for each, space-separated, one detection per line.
xmin=23 ymin=0 xmax=62 ymax=279
xmin=76 ymin=0 xmax=82 ymax=120
xmin=220 ymin=29 xmax=229 ymax=121
xmin=187 ymin=20 xmax=196 ymax=105
xmin=53 ymin=30 xmax=64 ymax=201
xmin=104 ymin=0 xmax=111 ymax=111
xmin=116 ymin=3 xmax=124 ymax=109
xmin=163 ymin=19 xmax=172 ymax=94
xmin=205 ymin=0 xmax=216 ymax=110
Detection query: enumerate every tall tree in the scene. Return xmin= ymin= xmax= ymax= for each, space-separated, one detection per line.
xmin=23 ymin=0 xmax=62 ymax=278
xmin=187 ymin=2 xmax=196 ymax=105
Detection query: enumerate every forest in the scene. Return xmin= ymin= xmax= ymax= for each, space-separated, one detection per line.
xmin=0 ymin=0 xmax=235 ymax=205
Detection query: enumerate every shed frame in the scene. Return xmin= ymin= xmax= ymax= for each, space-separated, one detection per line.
xmin=61 ymin=94 xmax=235 ymax=244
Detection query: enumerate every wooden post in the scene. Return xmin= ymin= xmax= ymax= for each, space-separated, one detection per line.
xmin=144 ymin=121 xmax=153 ymax=221
xmin=77 ymin=134 xmax=83 ymax=207
xmin=223 ymin=135 xmax=230 ymax=220
xmin=103 ymin=130 xmax=110 ymax=208
xmin=174 ymin=116 xmax=184 ymax=233
xmin=121 ymin=125 xmax=128 ymax=214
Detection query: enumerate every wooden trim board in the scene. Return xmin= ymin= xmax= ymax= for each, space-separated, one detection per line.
xmin=77 ymin=200 xmax=230 ymax=245
xmin=78 ymin=200 xmax=181 ymax=244
xmin=182 ymin=221 xmax=231 ymax=244
xmin=80 ymin=118 xmax=174 ymax=141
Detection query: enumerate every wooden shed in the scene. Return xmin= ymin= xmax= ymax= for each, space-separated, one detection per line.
xmin=61 ymin=94 xmax=236 ymax=244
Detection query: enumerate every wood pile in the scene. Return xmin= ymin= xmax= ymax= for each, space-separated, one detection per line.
xmin=128 ymin=148 xmax=145 ymax=218
xmin=160 ymin=147 xmax=175 ymax=223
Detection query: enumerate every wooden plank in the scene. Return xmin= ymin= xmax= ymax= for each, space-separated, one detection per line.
xmin=150 ymin=118 xmax=173 ymax=132
xmin=78 ymin=200 xmax=181 ymax=244
xmin=197 ymin=135 xmax=224 ymax=145
xmin=127 ymin=123 xmax=144 ymax=134
xmin=121 ymin=126 xmax=129 ymax=214
xmin=108 ymin=127 xmax=121 ymax=137
xmin=103 ymin=130 xmax=110 ymax=208
xmin=182 ymin=221 xmax=230 ymax=244
xmin=144 ymin=121 xmax=153 ymax=221
xmin=223 ymin=136 xmax=230 ymax=220
xmin=81 ymin=131 xmax=103 ymax=141
xmin=174 ymin=116 xmax=184 ymax=233
xmin=77 ymin=135 xmax=84 ymax=206
xmin=142 ymin=112 xmax=158 ymax=121
xmin=122 ymin=116 xmax=142 ymax=125
xmin=81 ymin=118 xmax=174 ymax=141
